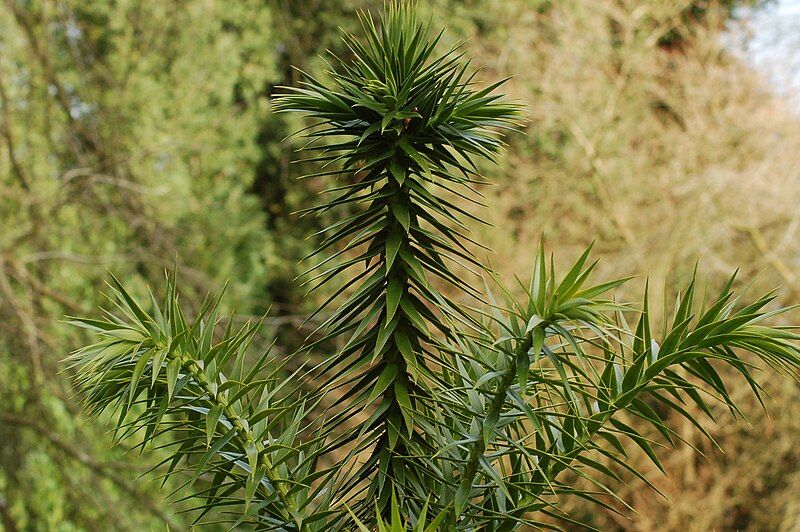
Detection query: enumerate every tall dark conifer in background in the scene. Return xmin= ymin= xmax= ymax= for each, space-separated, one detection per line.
xmin=68 ymin=3 xmax=800 ymax=530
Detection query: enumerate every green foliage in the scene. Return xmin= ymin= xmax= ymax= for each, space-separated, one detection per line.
xmin=67 ymin=275 xmax=313 ymax=529
xmin=0 ymin=0 xmax=368 ymax=528
xmin=273 ymin=2 xmax=519 ymax=518
xmin=66 ymin=3 xmax=800 ymax=530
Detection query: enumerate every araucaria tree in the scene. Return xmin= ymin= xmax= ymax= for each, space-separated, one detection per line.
xmin=68 ymin=4 xmax=800 ymax=530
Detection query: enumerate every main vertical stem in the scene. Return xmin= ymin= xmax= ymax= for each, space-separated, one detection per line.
xmin=369 ymin=155 xmax=424 ymax=512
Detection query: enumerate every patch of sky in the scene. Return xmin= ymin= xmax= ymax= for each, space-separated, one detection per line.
xmin=727 ymin=0 xmax=800 ymax=109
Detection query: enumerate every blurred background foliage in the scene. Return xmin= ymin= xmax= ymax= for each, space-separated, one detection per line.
xmin=1 ymin=0 xmax=800 ymax=530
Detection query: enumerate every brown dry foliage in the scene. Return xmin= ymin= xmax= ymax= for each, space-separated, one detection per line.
xmin=432 ymin=1 xmax=800 ymax=529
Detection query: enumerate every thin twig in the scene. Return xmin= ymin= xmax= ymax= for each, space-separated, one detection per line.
xmin=743 ymin=225 xmax=800 ymax=299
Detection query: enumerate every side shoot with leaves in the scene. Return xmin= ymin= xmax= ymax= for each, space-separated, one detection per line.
xmin=67 ymin=4 xmax=800 ymax=530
